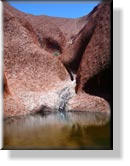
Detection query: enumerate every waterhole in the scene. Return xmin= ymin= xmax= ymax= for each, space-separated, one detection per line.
xmin=4 ymin=110 xmax=111 ymax=150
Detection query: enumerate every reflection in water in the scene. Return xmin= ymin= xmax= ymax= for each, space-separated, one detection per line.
xmin=4 ymin=111 xmax=111 ymax=149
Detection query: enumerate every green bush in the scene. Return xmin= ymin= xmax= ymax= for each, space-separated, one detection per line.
xmin=53 ymin=51 xmax=60 ymax=56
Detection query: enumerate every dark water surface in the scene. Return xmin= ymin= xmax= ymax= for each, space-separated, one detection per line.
xmin=4 ymin=111 xmax=111 ymax=149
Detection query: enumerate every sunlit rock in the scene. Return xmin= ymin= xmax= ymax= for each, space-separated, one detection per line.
xmin=3 ymin=2 xmax=111 ymax=117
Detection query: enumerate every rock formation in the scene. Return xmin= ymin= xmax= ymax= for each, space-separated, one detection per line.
xmin=3 ymin=1 xmax=111 ymax=117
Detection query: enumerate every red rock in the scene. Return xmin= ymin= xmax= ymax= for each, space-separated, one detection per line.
xmin=76 ymin=4 xmax=111 ymax=92
xmin=68 ymin=92 xmax=110 ymax=113
xmin=3 ymin=2 xmax=71 ymax=117
xmin=3 ymin=2 xmax=111 ymax=117
xmin=3 ymin=73 xmax=10 ymax=96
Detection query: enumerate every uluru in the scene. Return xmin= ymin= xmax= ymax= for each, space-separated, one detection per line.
xmin=3 ymin=1 xmax=111 ymax=118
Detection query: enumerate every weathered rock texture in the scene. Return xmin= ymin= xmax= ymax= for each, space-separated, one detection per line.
xmin=3 ymin=2 xmax=111 ymax=117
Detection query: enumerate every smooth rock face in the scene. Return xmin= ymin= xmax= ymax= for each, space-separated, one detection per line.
xmin=68 ymin=92 xmax=110 ymax=113
xmin=3 ymin=2 xmax=111 ymax=117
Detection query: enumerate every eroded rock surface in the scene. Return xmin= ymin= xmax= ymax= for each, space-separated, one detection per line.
xmin=3 ymin=2 xmax=111 ymax=117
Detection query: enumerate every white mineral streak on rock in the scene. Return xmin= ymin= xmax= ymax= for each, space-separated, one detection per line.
xmin=18 ymin=77 xmax=76 ymax=113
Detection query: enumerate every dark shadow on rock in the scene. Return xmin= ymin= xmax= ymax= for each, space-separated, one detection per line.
xmin=83 ymin=67 xmax=112 ymax=107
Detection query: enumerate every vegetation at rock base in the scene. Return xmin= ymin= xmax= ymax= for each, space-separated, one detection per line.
xmin=53 ymin=51 xmax=60 ymax=57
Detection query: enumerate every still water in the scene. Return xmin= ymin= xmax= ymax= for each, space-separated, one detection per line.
xmin=4 ymin=111 xmax=111 ymax=149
